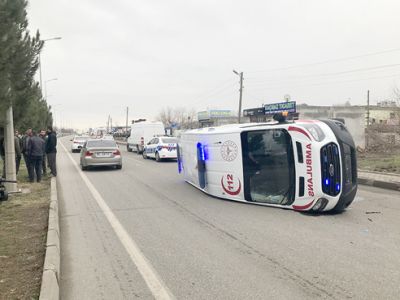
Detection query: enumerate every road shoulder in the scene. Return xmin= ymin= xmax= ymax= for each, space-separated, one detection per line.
xmin=39 ymin=177 xmax=60 ymax=300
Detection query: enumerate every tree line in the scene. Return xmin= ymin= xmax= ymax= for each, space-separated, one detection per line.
xmin=156 ymin=106 xmax=197 ymax=129
xmin=0 ymin=0 xmax=52 ymax=132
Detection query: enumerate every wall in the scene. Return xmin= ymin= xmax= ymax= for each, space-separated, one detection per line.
xmin=297 ymin=105 xmax=365 ymax=148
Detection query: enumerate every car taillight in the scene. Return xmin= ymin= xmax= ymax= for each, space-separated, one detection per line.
xmin=74 ymin=141 xmax=80 ymax=144
xmin=113 ymin=149 xmax=121 ymax=155
xmin=85 ymin=151 xmax=93 ymax=157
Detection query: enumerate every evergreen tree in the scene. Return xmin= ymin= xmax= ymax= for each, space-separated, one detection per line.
xmin=0 ymin=0 xmax=53 ymax=131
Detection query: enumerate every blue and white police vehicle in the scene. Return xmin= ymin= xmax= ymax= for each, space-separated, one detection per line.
xmin=142 ymin=136 xmax=178 ymax=162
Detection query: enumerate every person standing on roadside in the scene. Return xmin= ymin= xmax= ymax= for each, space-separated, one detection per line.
xmin=0 ymin=136 xmax=4 ymax=178
xmin=39 ymin=129 xmax=47 ymax=175
xmin=21 ymin=128 xmax=33 ymax=179
xmin=27 ymin=130 xmax=45 ymax=182
xmin=14 ymin=130 xmax=22 ymax=174
xmin=46 ymin=127 xmax=57 ymax=176
xmin=0 ymin=132 xmax=22 ymax=177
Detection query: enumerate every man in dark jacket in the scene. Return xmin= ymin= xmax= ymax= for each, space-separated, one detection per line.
xmin=27 ymin=131 xmax=45 ymax=182
xmin=0 ymin=133 xmax=22 ymax=177
xmin=39 ymin=129 xmax=47 ymax=175
xmin=45 ymin=127 xmax=57 ymax=176
xmin=14 ymin=130 xmax=22 ymax=174
xmin=21 ymin=128 xmax=33 ymax=179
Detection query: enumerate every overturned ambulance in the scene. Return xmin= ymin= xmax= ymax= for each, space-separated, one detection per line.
xmin=178 ymin=119 xmax=357 ymax=213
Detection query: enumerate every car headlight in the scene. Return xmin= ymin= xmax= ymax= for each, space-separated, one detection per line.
xmin=312 ymin=198 xmax=329 ymax=212
xmin=303 ymin=124 xmax=325 ymax=142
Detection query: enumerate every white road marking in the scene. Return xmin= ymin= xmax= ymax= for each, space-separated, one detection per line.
xmin=60 ymin=141 xmax=174 ymax=300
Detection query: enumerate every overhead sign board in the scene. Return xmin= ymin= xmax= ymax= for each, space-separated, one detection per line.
xmin=243 ymin=107 xmax=265 ymax=116
xmin=264 ymin=101 xmax=296 ymax=115
xmin=198 ymin=110 xmax=234 ymax=121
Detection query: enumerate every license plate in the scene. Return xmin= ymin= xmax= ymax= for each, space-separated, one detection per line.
xmin=96 ymin=152 xmax=112 ymax=158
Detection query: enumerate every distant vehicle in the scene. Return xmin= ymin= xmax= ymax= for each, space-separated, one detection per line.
xmin=142 ymin=137 xmax=178 ymax=162
xmin=92 ymin=127 xmax=107 ymax=138
xmin=71 ymin=135 xmax=89 ymax=153
xmin=102 ymin=135 xmax=114 ymax=140
xmin=80 ymin=139 xmax=122 ymax=170
xmin=127 ymin=121 xmax=165 ymax=154
xmin=178 ymin=119 xmax=357 ymax=213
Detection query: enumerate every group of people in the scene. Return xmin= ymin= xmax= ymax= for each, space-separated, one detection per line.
xmin=1 ymin=127 xmax=57 ymax=183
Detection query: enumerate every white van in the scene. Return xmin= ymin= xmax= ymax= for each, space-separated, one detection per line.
xmin=178 ymin=119 xmax=357 ymax=213
xmin=127 ymin=121 xmax=165 ymax=154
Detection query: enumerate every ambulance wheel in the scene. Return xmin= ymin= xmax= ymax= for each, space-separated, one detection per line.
xmin=155 ymin=152 xmax=162 ymax=162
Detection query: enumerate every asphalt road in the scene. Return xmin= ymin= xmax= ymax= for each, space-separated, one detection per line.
xmin=58 ymin=137 xmax=400 ymax=300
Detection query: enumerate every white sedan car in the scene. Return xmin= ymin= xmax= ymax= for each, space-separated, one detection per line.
xmin=71 ymin=136 xmax=89 ymax=153
xmin=142 ymin=137 xmax=178 ymax=162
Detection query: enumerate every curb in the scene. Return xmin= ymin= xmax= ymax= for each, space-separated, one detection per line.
xmin=358 ymin=177 xmax=400 ymax=191
xmin=39 ymin=177 xmax=60 ymax=300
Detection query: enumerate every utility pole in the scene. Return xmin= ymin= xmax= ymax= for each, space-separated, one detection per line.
xmin=233 ymin=70 xmax=244 ymax=123
xmin=106 ymin=115 xmax=110 ymax=133
xmin=367 ymin=90 xmax=370 ymax=127
xmin=366 ymin=90 xmax=370 ymax=149
xmin=125 ymin=107 xmax=129 ymax=136
xmin=4 ymin=106 xmax=17 ymax=192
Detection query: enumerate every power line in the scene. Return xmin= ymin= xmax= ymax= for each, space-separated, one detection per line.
xmin=192 ymin=80 xmax=237 ymax=105
xmin=247 ymin=47 xmax=400 ymax=73
xmin=246 ymin=63 xmax=400 ymax=86
xmin=248 ymin=72 xmax=400 ymax=92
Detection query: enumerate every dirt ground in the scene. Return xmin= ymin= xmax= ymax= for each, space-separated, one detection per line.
xmin=358 ymin=149 xmax=400 ymax=174
xmin=0 ymin=161 xmax=50 ymax=299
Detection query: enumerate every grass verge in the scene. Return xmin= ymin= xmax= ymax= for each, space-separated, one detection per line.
xmin=358 ymin=151 xmax=400 ymax=174
xmin=0 ymin=160 xmax=50 ymax=299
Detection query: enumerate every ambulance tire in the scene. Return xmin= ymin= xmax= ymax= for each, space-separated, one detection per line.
xmin=331 ymin=203 xmax=346 ymax=214
xmin=155 ymin=152 xmax=162 ymax=162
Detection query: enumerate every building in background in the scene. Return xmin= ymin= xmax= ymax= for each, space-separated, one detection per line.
xmin=368 ymin=103 xmax=400 ymax=125
xmin=197 ymin=109 xmax=238 ymax=127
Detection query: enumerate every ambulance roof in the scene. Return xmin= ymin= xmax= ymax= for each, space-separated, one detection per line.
xmin=182 ymin=119 xmax=319 ymax=136
xmin=183 ymin=121 xmax=284 ymax=135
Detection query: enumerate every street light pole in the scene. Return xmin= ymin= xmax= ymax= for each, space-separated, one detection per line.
xmin=45 ymin=78 xmax=57 ymax=100
xmin=233 ymin=70 xmax=244 ymax=123
xmin=125 ymin=107 xmax=129 ymax=136
xmin=39 ymin=37 xmax=62 ymax=95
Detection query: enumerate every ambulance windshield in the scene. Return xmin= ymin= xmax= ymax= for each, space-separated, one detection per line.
xmin=241 ymin=129 xmax=295 ymax=205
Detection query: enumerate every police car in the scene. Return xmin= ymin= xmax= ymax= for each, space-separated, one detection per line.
xmin=142 ymin=136 xmax=178 ymax=162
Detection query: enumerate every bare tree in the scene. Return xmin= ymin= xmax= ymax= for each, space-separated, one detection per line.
xmin=156 ymin=106 xmax=197 ymax=129
xmin=156 ymin=106 xmax=174 ymax=126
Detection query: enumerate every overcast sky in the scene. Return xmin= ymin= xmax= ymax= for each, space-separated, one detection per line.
xmin=28 ymin=0 xmax=400 ymax=129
